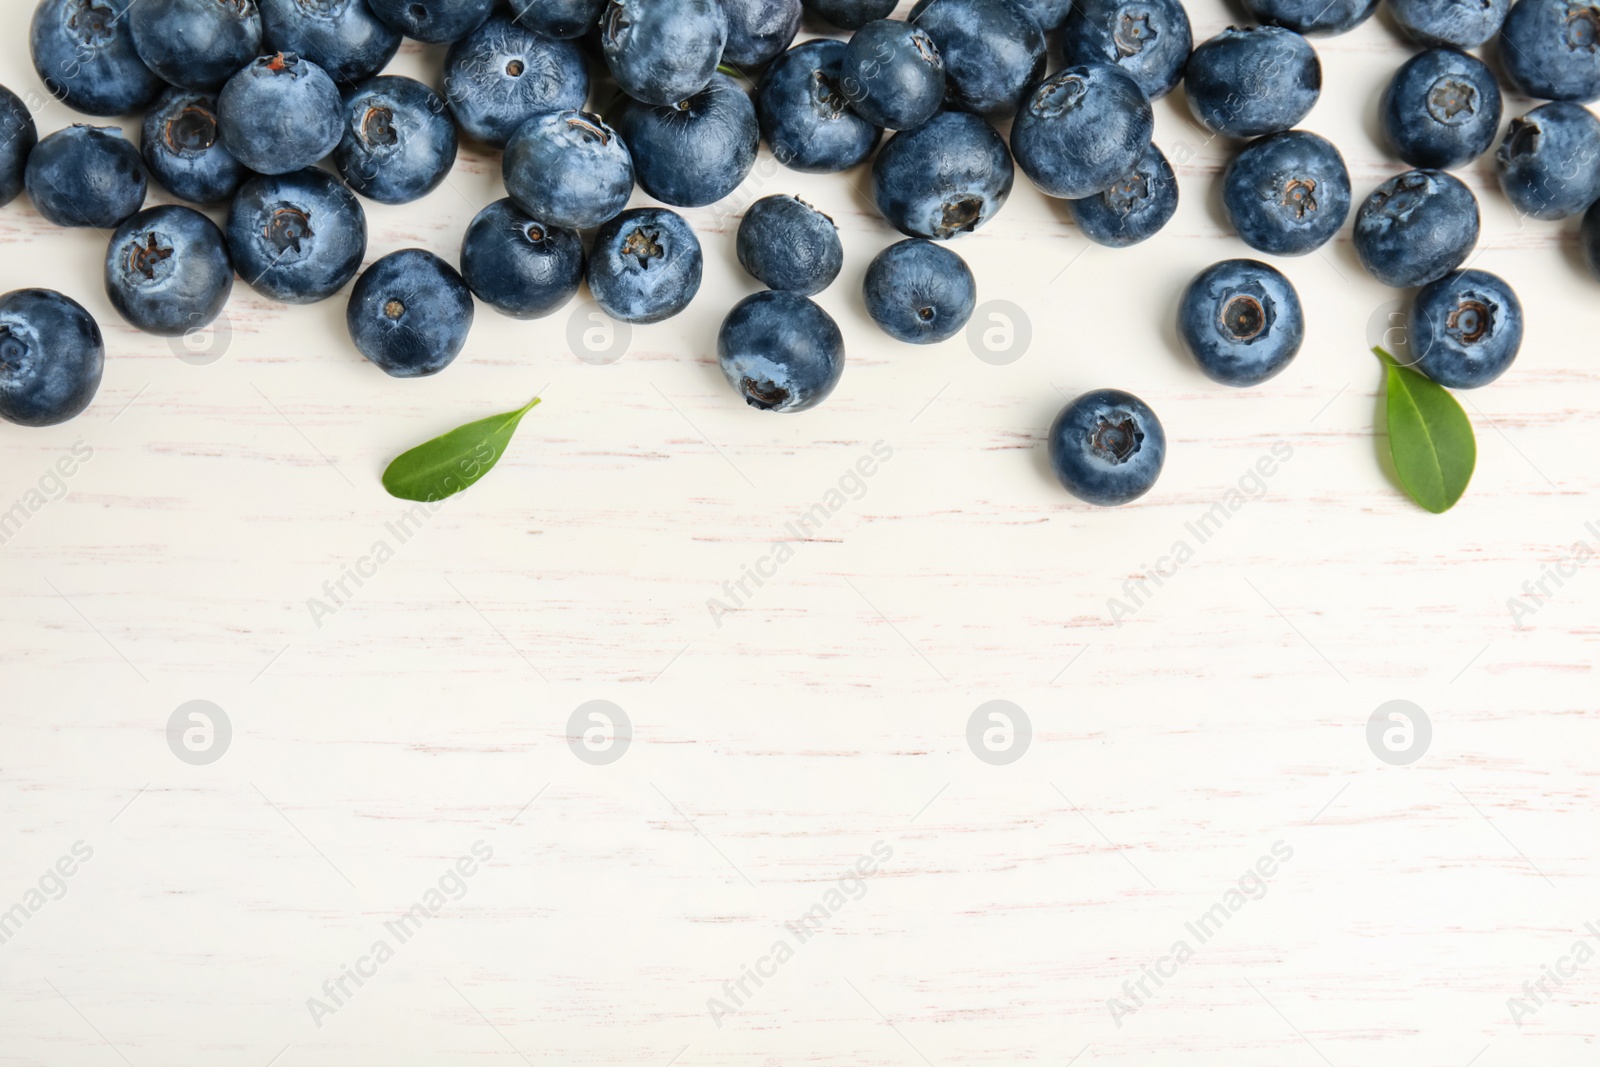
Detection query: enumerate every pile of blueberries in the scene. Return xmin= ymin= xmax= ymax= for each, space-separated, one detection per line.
xmin=0 ymin=0 xmax=1584 ymax=506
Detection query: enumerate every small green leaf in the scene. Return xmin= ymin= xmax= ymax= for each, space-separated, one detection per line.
xmin=1373 ymin=347 xmax=1475 ymax=513
xmin=382 ymin=397 xmax=541 ymax=502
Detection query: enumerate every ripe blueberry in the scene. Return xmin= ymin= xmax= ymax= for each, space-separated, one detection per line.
xmin=443 ymin=13 xmax=588 ymax=148
xmin=1011 ymin=64 xmax=1154 ymax=200
xmin=0 ymin=289 xmax=104 ymax=427
xmin=258 ymin=0 xmax=402 ymax=85
xmin=1409 ymin=269 xmax=1523 ymax=388
xmin=1241 ymin=0 xmax=1377 ymax=35
xmin=1222 ymin=129 xmax=1350 ymax=256
xmin=1499 ymin=0 xmax=1600 ymax=102
xmin=718 ymin=291 xmax=845 ymax=413
xmin=1495 ymin=101 xmax=1600 ymax=219
xmin=460 ymin=198 xmax=583 ymax=320
xmin=862 ymin=238 xmax=977 ymax=344
xmin=26 ymin=125 xmax=146 ymax=229
xmin=128 ymin=0 xmax=263 ymax=91
xmin=1058 ymin=0 xmax=1194 ymax=100
xmin=347 ymin=249 xmax=475 ymax=378
xmin=366 ymin=0 xmax=494 ymax=43
xmin=226 ymin=168 xmax=367 ymax=304
xmin=873 ymin=111 xmax=1014 ymax=239
xmin=334 ymin=75 xmax=458 ymax=204
xmin=736 ymin=195 xmax=843 ymax=296
xmin=1381 ymin=48 xmax=1502 ymax=170
xmin=140 ymin=88 xmax=250 ymax=205
xmin=218 ymin=53 xmax=344 ymax=176
xmin=1178 ymin=259 xmax=1303 ymax=387
xmin=503 ymin=110 xmax=634 ymax=231
xmin=0 ymin=85 xmax=39 ymax=209
xmin=1185 ymin=26 xmax=1320 ymax=139
xmin=104 ymin=205 xmax=233 ymax=336
xmin=1048 ymin=389 xmax=1166 ymax=505
xmin=1066 ymin=142 xmax=1178 ymax=247
xmin=722 ymin=0 xmax=802 ymax=67
xmin=758 ymin=39 xmax=881 ymax=173
xmin=840 ymin=20 xmax=945 ymax=132
xmin=601 ymin=0 xmax=727 ymax=107
xmin=1353 ymin=169 xmax=1479 ymax=288
xmin=31 ymin=0 xmax=164 ymax=116
xmin=617 ymin=74 xmax=758 ymax=208
xmin=1389 ymin=0 xmax=1508 ymax=48
xmin=587 ymin=207 xmax=704 ymax=325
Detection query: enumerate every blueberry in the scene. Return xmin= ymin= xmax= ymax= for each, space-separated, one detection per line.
xmin=140 ymin=89 xmax=249 ymax=206
xmin=758 ymin=39 xmax=881 ymax=173
xmin=1222 ymin=129 xmax=1350 ymax=256
xmin=219 ymin=53 xmax=344 ymax=176
xmin=104 ymin=205 xmax=233 ymax=336
xmin=1499 ymin=0 xmax=1600 ymax=102
xmin=722 ymin=0 xmax=802 ymax=67
xmin=31 ymin=0 xmax=164 ymax=117
xmin=0 ymin=289 xmax=103 ymax=427
xmin=1353 ymin=170 xmax=1478 ymax=288
xmin=841 ymin=20 xmax=946 ymax=131
xmin=1240 ymin=0 xmax=1377 ymax=34
xmin=1381 ymin=48 xmax=1502 ymax=170
xmin=1048 ymin=389 xmax=1165 ymax=505
xmin=443 ymin=14 xmax=588 ymax=148
xmin=0 ymin=86 xmax=39 ymax=209
xmin=737 ymin=195 xmax=842 ymax=295
xmin=717 ymin=291 xmax=845 ymax=412
xmin=334 ymin=75 xmax=457 ymax=205
xmin=226 ymin=167 xmax=367 ymax=303
xmin=862 ymin=237 xmax=976 ymax=343
xmin=1184 ymin=26 xmax=1319 ymax=139
xmin=601 ymin=0 xmax=727 ymax=106
xmin=1011 ymin=65 xmax=1153 ymax=200
xmin=1057 ymin=0 xmax=1193 ymax=100
xmin=503 ymin=110 xmax=634 ymax=230
xmin=347 ymin=250 xmax=474 ymax=378
xmin=26 ymin=125 xmax=146 ymax=229
xmin=1066 ymin=141 xmax=1178 ymax=247
xmin=1409 ymin=269 xmax=1522 ymax=388
xmin=617 ymin=74 xmax=758 ymax=208
xmin=128 ymin=0 xmax=264 ymax=91
xmin=587 ymin=207 xmax=703 ymax=324
xmin=1017 ymin=0 xmax=1076 ymax=30
xmin=803 ymin=0 xmax=897 ymax=30
xmin=1389 ymin=0 xmax=1509 ymax=47
xmin=1177 ymin=259 xmax=1303 ymax=387
xmin=367 ymin=0 xmax=494 ymax=43
xmin=1495 ymin=101 xmax=1600 ymax=219
xmin=512 ymin=0 xmax=604 ymax=39
xmin=460 ymin=198 xmax=583 ymax=319
xmin=873 ymin=110 xmax=1014 ymax=238
xmin=909 ymin=0 xmax=1047 ymax=118
xmin=259 ymin=0 xmax=402 ymax=85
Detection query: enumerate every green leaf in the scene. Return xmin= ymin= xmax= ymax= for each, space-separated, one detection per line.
xmin=1373 ymin=347 xmax=1475 ymax=513
xmin=382 ymin=397 xmax=541 ymax=502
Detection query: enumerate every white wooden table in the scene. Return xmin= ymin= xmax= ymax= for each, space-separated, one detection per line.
xmin=3 ymin=2 xmax=1598 ymax=1064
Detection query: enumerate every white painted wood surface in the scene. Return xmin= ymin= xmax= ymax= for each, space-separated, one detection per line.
xmin=3 ymin=2 xmax=1599 ymax=1064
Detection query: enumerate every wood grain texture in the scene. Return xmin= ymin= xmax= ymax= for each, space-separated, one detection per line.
xmin=2 ymin=2 xmax=1599 ymax=1065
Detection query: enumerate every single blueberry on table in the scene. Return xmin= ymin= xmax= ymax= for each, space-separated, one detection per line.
xmin=1389 ymin=0 xmax=1509 ymax=48
xmin=862 ymin=238 xmax=977 ymax=344
xmin=1499 ymin=0 xmax=1600 ymax=102
xmin=503 ymin=110 xmax=634 ymax=230
xmin=1011 ymin=64 xmax=1154 ymax=201
xmin=512 ymin=0 xmax=604 ymax=39
xmin=443 ymin=14 xmax=588 ymax=148
xmin=1409 ymin=269 xmax=1523 ymax=388
xmin=128 ymin=0 xmax=264 ymax=91
xmin=758 ymin=39 xmax=881 ymax=173
xmin=909 ymin=0 xmax=1047 ymax=118
xmin=873 ymin=110 xmax=1014 ymax=239
xmin=1057 ymin=0 xmax=1193 ymax=101
xmin=617 ymin=74 xmax=759 ymax=208
xmin=219 ymin=53 xmax=345 ymax=176
xmin=803 ymin=0 xmax=897 ymax=30
xmin=347 ymin=249 xmax=475 ymax=378
xmin=1177 ymin=259 xmax=1303 ymax=387
xmin=1381 ymin=48 xmax=1502 ymax=170
xmin=104 ymin=205 xmax=233 ymax=336
xmin=334 ymin=76 xmax=457 ymax=205
xmin=1018 ymin=0 xmax=1076 ymax=30
xmin=460 ymin=198 xmax=583 ymax=319
xmin=1184 ymin=26 xmax=1319 ymax=139
xmin=736 ymin=195 xmax=843 ymax=296
xmin=226 ymin=168 xmax=367 ymax=303
xmin=601 ymin=0 xmax=727 ymax=107
xmin=722 ymin=0 xmax=802 ymax=68
xmin=26 ymin=125 xmax=146 ymax=229
xmin=141 ymin=88 xmax=251 ymax=205
xmin=0 ymin=85 xmax=39 ymax=209
xmin=1222 ymin=129 xmax=1351 ymax=256
xmin=366 ymin=0 xmax=494 ymax=43
xmin=1240 ymin=0 xmax=1377 ymax=34
xmin=841 ymin=20 xmax=945 ymax=132
xmin=0 ymin=289 xmax=103 ymax=428
xmin=587 ymin=207 xmax=704 ymax=325
xmin=718 ymin=291 xmax=845 ymax=413
xmin=1048 ymin=389 xmax=1166 ymax=506
xmin=1067 ymin=142 xmax=1178 ymax=247
xmin=1353 ymin=170 xmax=1479 ymax=288
xmin=259 ymin=0 xmax=402 ymax=85
xmin=31 ymin=0 xmax=164 ymax=117
xmin=1495 ymin=101 xmax=1600 ymax=220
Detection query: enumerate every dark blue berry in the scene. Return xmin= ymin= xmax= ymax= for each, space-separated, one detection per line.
xmin=1241 ymin=0 xmax=1377 ymax=34
xmin=758 ymin=39 xmax=881 ymax=173
xmin=841 ymin=20 xmax=945 ymax=131
xmin=104 ymin=205 xmax=233 ymax=336
xmin=1389 ymin=0 xmax=1508 ymax=48
xmin=1178 ymin=259 xmax=1303 ymax=387
xmin=1057 ymin=0 xmax=1193 ymax=100
xmin=366 ymin=0 xmax=494 ymax=43
xmin=460 ymin=198 xmax=583 ymax=320
xmin=31 ymin=0 xmax=164 ymax=116
xmin=0 ymin=288 xmax=103 ymax=427
xmin=512 ymin=0 xmax=604 ymax=39
xmin=0 ymin=85 xmax=40 ymax=209
xmin=718 ymin=291 xmax=845 ymax=413
xmin=908 ymin=0 xmax=1047 ymax=118
xmin=347 ymin=249 xmax=475 ymax=378
xmin=1354 ymin=169 xmax=1479 ymax=288
xmin=1381 ymin=48 xmax=1502 ymax=170
xmin=1066 ymin=141 xmax=1178 ymax=247
xmin=617 ymin=74 xmax=758 ymax=208
xmin=26 ymin=125 xmax=146 ymax=229
xmin=443 ymin=14 xmax=588 ymax=148
xmin=873 ymin=110 xmax=1014 ymax=239
xmin=140 ymin=88 xmax=250 ymax=205
xmin=736 ymin=195 xmax=843 ymax=295
xmin=587 ymin=207 xmax=703 ymax=324
xmin=722 ymin=0 xmax=802 ymax=67
xmin=1048 ymin=389 xmax=1166 ymax=505
xmin=862 ymin=238 xmax=976 ymax=344
xmin=128 ymin=0 xmax=264 ymax=91
xmin=218 ymin=53 xmax=344 ymax=176
xmin=1409 ymin=269 xmax=1523 ymax=388
xmin=226 ymin=168 xmax=367 ymax=304
xmin=601 ymin=0 xmax=727 ymax=106
xmin=259 ymin=0 xmax=402 ymax=85
xmin=1499 ymin=0 xmax=1600 ymax=102
xmin=1495 ymin=102 xmax=1600 ymax=220
xmin=1184 ymin=26 xmax=1319 ymax=139
xmin=335 ymin=76 xmax=458 ymax=204
xmin=1222 ymin=129 xmax=1350 ymax=256
xmin=1011 ymin=64 xmax=1153 ymax=199
xmin=503 ymin=110 xmax=634 ymax=230
xmin=804 ymin=0 xmax=896 ymax=29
